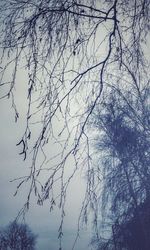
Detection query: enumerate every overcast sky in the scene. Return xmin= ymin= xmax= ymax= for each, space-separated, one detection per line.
xmin=0 ymin=73 xmax=95 ymax=250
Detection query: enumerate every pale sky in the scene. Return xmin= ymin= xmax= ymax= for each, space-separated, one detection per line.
xmin=0 ymin=72 xmax=94 ymax=250
xmin=0 ymin=2 xmax=150 ymax=250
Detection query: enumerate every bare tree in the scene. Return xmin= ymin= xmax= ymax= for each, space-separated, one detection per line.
xmin=0 ymin=221 xmax=37 ymax=250
xmin=90 ymin=83 xmax=150 ymax=249
xmin=0 ymin=0 xmax=149 ymax=247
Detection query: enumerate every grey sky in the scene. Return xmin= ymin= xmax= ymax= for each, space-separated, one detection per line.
xmin=0 ymin=78 xmax=94 ymax=249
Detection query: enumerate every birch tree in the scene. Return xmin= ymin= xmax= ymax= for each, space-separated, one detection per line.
xmin=0 ymin=0 xmax=149 ymax=247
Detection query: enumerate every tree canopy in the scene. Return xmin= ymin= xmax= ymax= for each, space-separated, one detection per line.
xmin=0 ymin=221 xmax=37 ymax=250
xmin=91 ymin=85 xmax=150 ymax=249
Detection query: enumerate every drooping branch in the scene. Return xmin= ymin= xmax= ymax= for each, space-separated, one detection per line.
xmin=0 ymin=0 xmax=149 ymax=246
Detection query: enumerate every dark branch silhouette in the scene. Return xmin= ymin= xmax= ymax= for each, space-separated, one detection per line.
xmin=0 ymin=0 xmax=149 ymax=248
